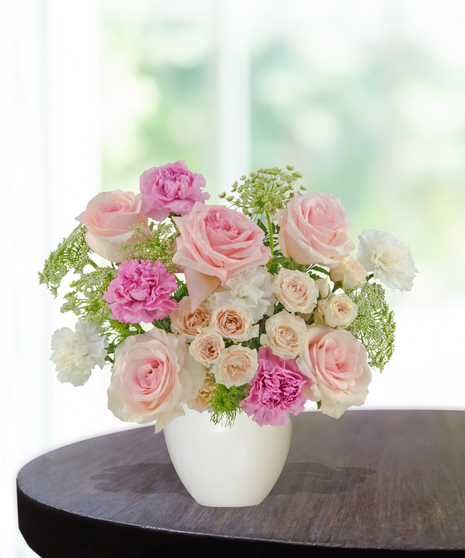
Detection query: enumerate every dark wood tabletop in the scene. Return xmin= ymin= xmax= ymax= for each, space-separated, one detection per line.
xmin=17 ymin=410 xmax=465 ymax=557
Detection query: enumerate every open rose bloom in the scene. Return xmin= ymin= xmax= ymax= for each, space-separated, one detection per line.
xmin=42 ymin=162 xmax=415 ymax=432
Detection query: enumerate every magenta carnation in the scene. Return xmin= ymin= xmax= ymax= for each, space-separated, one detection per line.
xmin=140 ymin=160 xmax=210 ymax=221
xmin=103 ymin=260 xmax=178 ymax=324
xmin=241 ymin=347 xmax=310 ymax=427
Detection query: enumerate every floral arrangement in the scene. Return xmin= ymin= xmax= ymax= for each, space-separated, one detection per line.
xmin=40 ymin=161 xmax=417 ymax=432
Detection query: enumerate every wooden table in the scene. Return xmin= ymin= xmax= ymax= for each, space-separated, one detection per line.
xmin=17 ymin=410 xmax=465 ymax=557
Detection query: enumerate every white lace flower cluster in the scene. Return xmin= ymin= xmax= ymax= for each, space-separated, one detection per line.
xmin=51 ymin=320 xmax=108 ymax=387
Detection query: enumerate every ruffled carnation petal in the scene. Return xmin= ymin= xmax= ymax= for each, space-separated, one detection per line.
xmin=103 ymin=259 xmax=178 ymax=324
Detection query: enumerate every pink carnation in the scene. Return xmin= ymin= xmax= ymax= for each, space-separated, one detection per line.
xmin=103 ymin=260 xmax=178 ymax=324
xmin=140 ymin=160 xmax=210 ymax=221
xmin=241 ymin=347 xmax=310 ymax=427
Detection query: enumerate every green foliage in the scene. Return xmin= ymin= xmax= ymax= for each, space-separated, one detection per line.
xmin=346 ymin=282 xmax=396 ymax=372
xmin=39 ymin=225 xmax=95 ymax=297
xmin=219 ymin=166 xmax=304 ymax=219
xmin=153 ymin=316 xmax=172 ymax=333
xmin=104 ymin=319 xmax=141 ymax=362
xmin=119 ymin=222 xmax=178 ymax=273
xmin=60 ymin=267 xmax=117 ymax=326
xmin=208 ymin=382 xmax=249 ymax=427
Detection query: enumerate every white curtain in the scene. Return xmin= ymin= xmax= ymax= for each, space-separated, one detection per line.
xmin=0 ymin=1 xmax=99 ymax=556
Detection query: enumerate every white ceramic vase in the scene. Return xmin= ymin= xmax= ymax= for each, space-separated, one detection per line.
xmin=163 ymin=406 xmax=293 ymax=507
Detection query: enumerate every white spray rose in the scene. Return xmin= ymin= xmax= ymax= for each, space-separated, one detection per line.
xmin=357 ymin=229 xmax=418 ymax=292
xmin=51 ymin=320 xmax=108 ymax=386
xmin=208 ymin=266 xmax=275 ymax=323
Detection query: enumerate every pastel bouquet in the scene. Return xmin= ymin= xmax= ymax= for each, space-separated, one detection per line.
xmin=40 ymin=162 xmax=417 ymax=432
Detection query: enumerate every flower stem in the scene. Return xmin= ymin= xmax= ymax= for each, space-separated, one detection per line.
xmin=265 ymin=210 xmax=274 ymax=256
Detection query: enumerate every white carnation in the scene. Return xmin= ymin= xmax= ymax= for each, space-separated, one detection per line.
xmin=357 ymin=229 xmax=418 ymax=292
xmin=51 ymin=320 xmax=108 ymax=386
xmin=208 ymin=266 xmax=275 ymax=322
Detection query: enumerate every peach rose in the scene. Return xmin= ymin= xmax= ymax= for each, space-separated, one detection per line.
xmin=330 ymin=256 xmax=366 ymax=289
xmin=210 ymin=304 xmax=258 ymax=342
xmin=189 ymin=328 xmax=224 ymax=364
xmin=297 ymin=325 xmax=372 ymax=418
xmin=276 ymin=192 xmax=355 ymax=268
xmin=107 ymin=328 xmax=206 ymax=432
xmin=170 ymin=296 xmax=212 ymax=340
xmin=274 ymin=268 xmax=318 ymax=314
xmin=261 ymin=310 xmax=307 ymax=360
xmin=187 ymin=372 xmax=215 ymax=413
xmin=76 ymin=190 xmax=150 ymax=262
xmin=173 ymin=203 xmax=271 ymax=310
xmin=211 ymin=345 xmax=258 ymax=388
xmin=316 ymin=293 xmax=357 ymax=327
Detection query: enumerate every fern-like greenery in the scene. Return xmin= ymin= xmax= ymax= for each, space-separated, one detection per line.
xmin=208 ymin=382 xmax=249 ymax=427
xmin=346 ymin=282 xmax=396 ymax=372
xmin=60 ymin=266 xmax=117 ymax=325
xmin=119 ymin=222 xmax=178 ymax=273
xmin=38 ymin=224 xmax=95 ymax=297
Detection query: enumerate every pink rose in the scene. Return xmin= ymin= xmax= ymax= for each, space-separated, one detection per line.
xmin=103 ymin=259 xmax=178 ymax=324
xmin=107 ymin=328 xmax=206 ymax=432
xmin=173 ymin=203 xmax=272 ymax=310
xmin=297 ymin=325 xmax=372 ymax=418
xmin=241 ymin=347 xmax=310 ymax=427
xmin=140 ymin=160 xmax=210 ymax=221
xmin=76 ymin=190 xmax=150 ymax=262
xmin=276 ymin=192 xmax=355 ymax=268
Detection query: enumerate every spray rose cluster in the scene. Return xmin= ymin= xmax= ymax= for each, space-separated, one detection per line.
xmin=42 ymin=161 xmax=417 ymax=431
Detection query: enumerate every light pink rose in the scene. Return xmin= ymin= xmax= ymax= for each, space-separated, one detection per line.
xmin=107 ymin=328 xmax=206 ymax=432
xmin=315 ymin=277 xmax=330 ymax=299
xmin=173 ymin=203 xmax=272 ymax=310
xmin=315 ymin=293 xmax=358 ymax=327
xmin=297 ymin=325 xmax=372 ymax=418
xmin=273 ymin=268 xmax=318 ymax=314
xmin=211 ymin=345 xmax=258 ymax=388
xmin=260 ymin=310 xmax=307 ymax=360
xmin=189 ymin=328 xmax=224 ymax=364
xmin=169 ymin=296 xmax=212 ymax=340
xmin=330 ymin=256 xmax=366 ymax=289
xmin=210 ymin=304 xmax=258 ymax=342
xmin=140 ymin=160 xmax=210 ymax=221
xmin=276 ymin=192 xmax=355 ymax=268
xmin=76 ymin=190 xmax=150 ymax=262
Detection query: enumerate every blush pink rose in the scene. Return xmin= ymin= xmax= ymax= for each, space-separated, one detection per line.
xmin=297 ymin=325 xmax=372 ymax=419
xmin=76 ymin=190 xmax=150 ymax=262
xmin=103 ymin=259 xmax=178 ymax=324
xmin=241 ymin=347 xmax=310 ymax=427
xmin=276 ymin=192 xmax=355 ymax=268
xmin=173 ymin=203 xmax=272 ymax=310
xmin=140 ymin=160 xmax=210 ymax=221
xmin=107 ymin=328 xmax=206 ymax=432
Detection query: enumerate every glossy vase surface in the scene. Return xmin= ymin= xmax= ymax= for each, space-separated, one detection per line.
xmin=163 ymin=406 xmax=293 ymax=507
